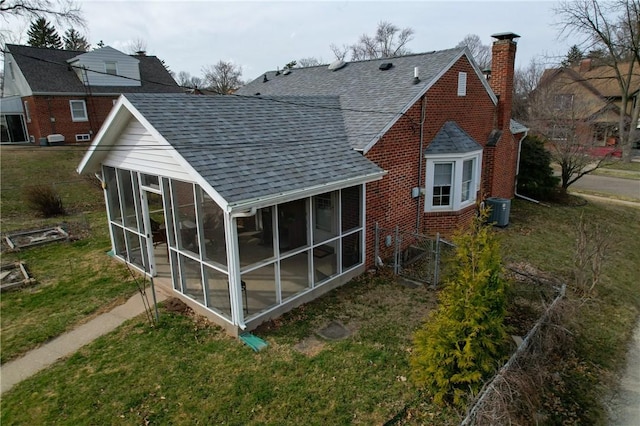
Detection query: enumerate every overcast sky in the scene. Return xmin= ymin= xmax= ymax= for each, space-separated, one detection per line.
xmin=5 ymin=1 xmax=577 ymax=82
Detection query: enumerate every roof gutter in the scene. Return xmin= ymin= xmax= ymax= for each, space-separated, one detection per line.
xmin=225 ymin=171 xmax=387 ymax=214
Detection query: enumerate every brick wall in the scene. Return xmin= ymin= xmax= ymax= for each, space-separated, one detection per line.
xmin=23 ymin=95 xmax=117 ymax=144
xmin=364 ymin=52 xmax=516 ymax=268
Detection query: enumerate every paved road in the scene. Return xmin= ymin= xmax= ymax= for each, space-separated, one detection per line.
xmin=570 ymin=174 xmax=640 ymax=200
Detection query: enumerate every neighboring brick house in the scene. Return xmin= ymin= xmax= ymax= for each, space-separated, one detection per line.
xmin=77 ymin=32 xmax=525 ymax=335
xmin=537 ymin=59 xmax=640 ymax=147
xmin=1 ymin=44 xmax=182 ymax=145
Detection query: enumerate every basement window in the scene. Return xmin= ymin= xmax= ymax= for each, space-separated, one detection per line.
xmin=75 ymin=133 xmax=91 ymax=142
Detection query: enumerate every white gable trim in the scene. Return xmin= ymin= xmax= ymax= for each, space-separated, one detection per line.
xmin=77 ymin=96 xmax=229 ymax=210
xmin=361 ymin=48 xmax=498 ymax=155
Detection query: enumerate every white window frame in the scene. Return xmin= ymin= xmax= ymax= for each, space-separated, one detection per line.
xmin=425 ymin=150 xmax=482 ymax=212
xmin=75 ymin=133 xmax=91 ymax=142
xmin=457 ymin=72 xmax=467 ymax=96
xmin=69 ymin=100 xmax=88 ymax=122
xmin=105 ymin=61 xmax=118 ymax=76
xmin=23 ymin=101 xmax=31 ymax=123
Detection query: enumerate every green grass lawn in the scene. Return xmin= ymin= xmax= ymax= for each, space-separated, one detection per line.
xmin=1 ymin=274 xmax=462 ymax=425
xmin=1 ymin=146 xmax=140 ymax=363
xmin=594 ymin=159 xmax=640 ymax=179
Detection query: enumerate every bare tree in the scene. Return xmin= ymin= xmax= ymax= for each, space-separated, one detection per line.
xmin=513 ymin=58 xmax=546 ymax=121
xmin=456 ymin=34 xmax=491 ymax=70
xmin=527 ymin=83 xmax=612 ymax=191
xmin=177 ymin=70 xmax=203 ymax=89
xmin=331 ymin=21 xmax=414 ymax=61
xmin=0 ymin=0 xmax=84 ymax=26
xmin=202 ymin=60 xmax=243 ymax=94
xmin=127 ymin=37 xmax=147 ymax=55
xmin=297 ymin=57 xmax=323 ymax=67
xmin=555 ymin=0 xmax=640 ymax=162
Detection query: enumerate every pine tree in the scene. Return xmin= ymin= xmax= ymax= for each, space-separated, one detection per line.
xmin=561 ymin=44 xmax=584 ymax=67
xmin=411 ymin=208 xmax=510 ymax=408
xmin=27 ymin=17 xmax=62 ymax=49
xmin=517 ymin=135 xmax=560 ymax=200
xmin=63 ymin=28 xmax=90 ymax=51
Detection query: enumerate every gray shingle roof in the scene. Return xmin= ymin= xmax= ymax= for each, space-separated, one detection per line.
xmin=124 ymin=93 xmax=383 ymax=205
xmin=6 ymin=44 xmax=182 ymax=94
xmin=236 ymin=48 xmax=466 ymax=151
xmin=424 ymin=121 xmax=482 ymax=155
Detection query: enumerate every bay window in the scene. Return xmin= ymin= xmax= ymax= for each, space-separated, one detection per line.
xmin=425 ymin=151 xmax=481 ymax=212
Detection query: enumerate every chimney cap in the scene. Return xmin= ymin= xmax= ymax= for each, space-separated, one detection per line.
xmin=491 ymin=32 xmax=520 ymax=41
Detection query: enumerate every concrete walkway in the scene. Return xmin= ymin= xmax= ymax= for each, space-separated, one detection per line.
xmin=0 ymin=288 xmax=167 ymax=395
xmin=608 ymin=321 xmax=640 ymax=425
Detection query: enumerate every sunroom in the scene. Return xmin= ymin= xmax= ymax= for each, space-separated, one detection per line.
xmin=78 ymin=93 xmax=385 ymax=334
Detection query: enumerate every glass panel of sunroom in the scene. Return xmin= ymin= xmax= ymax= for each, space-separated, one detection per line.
xmin=112 ymin=225 xmax=126 ymax=257
xmin=104 ymin=167 xmax=122 ymax=224
xmin=171 ymin=180 xmax=199 ymax=254
xmin=280 ymin=251 xmax=310 ymax=300
xmin=118 ymin=169 xmax=138 ymax=231
xmin=204 ymin=265 xmax=231 ymax=318
xmin=180 ymin=254 xmax=204 ymax=305
xmin=342 ymin=231 xmax=362 ymax=270
xmin=242 ymin=263 xmax=277 ymax=317
xmin=277 ymin=199 xmax=308 ymax=254
xmin=126 ymin=230 xmax=145 ymax=270
xmin=313 ymin=192 xmax=338 ymax=244
xmin=341 ymin=186 xmax=362 ymax=233
xmin=313 ymin=239 xmax=338 ymax=284
xmin=238 ymin=207 xmax=274 ymax=268
xmin=200 ymin=192 xmax=227 ymax=266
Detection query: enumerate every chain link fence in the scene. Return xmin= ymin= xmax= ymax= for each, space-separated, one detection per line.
xmin=373 ymin=223 xmax=455 ymax=286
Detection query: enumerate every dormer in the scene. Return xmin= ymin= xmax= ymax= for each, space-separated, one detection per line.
xmin=67 ymin=46 xmax=141 ymax=87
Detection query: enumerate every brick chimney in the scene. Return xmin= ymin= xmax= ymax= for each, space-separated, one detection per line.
xmin=490 ymin=32 xmax=519 ymax=131
xmin=579 ymin=58 xmax=592 ymax=73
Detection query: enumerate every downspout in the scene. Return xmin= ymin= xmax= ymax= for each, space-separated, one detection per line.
xmin=227 ymin=207 xmax=257 ymax=331
xmin=416 ymin=95 xmax=427 ymax=233
xmin=514 ymin=131 xmax=548 ymax=206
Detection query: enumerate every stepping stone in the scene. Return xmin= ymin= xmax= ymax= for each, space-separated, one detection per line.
xmin=317 ymin=320 xmax=351 ymax=341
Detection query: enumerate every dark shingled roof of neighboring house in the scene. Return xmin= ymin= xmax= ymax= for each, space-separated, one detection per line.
xmin=123 ymin=93 xmax=384 ymax=205
xmin=424 ymin=121 xmax=483 ymax=155
xmin=6 ymin=44 xmax=182 ymax=94
xmin=236 ymin=48 xmax=486 ymax=152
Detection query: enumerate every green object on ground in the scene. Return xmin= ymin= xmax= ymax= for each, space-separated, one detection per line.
xmin=239 ymin=333 xmax=268 ymax=352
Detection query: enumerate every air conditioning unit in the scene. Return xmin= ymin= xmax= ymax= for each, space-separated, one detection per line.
xmin=485 ymin=197 xmax=511 ymax=227
xmin=47 ymin=134 xmax=65 ymax=146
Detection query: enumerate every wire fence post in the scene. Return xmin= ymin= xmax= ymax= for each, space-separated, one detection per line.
xmin=434 ymin=232 xmax=441 ymax=286
xmin=394 ymin=225 xmax=400 ymax=275
xmin=374 ymin=222 xmax=380 ymax=267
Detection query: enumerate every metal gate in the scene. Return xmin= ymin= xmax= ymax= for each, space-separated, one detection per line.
xmin=373 ymin=223 xmax=455 ymax=286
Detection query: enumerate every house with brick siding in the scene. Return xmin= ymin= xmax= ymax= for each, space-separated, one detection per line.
xmin=77 ymin=33 xmax=524 ymax=335
xmin=1 ymin=44 xmax=182 ymax=145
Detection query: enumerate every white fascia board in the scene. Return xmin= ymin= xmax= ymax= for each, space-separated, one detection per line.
xmin=362 ymin=48 xmax=498 ymax=155
xmin=424 ymin=148 xmax=483 ymax=159
xmin=77 ymin=94 xmax=129 ymax=175
xmin=77 ymin=95 xmax=229 ymax=211
xmin=227 ymin=170 xmax=387 ymax=213
xmin=463 ymin=48 xmax=498 ymax=106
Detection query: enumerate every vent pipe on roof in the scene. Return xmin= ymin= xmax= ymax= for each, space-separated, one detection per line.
xmin=413 ymin=67 xmax=420 ymax=84
xmin=263 ymin=74 xmax=268 ymax=83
